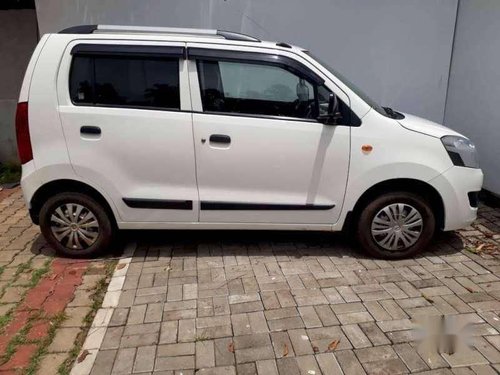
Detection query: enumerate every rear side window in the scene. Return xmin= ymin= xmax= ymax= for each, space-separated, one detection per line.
xmin=70 ymin=55 xmax=180 ymax=110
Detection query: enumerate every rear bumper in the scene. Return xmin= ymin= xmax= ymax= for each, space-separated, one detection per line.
xmin=429 ymin=166 xmax=483 ymax=231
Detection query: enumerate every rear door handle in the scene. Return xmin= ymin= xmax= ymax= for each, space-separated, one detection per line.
xmin=80 ymin=126 xmax=101 ymax=135
xmin=209 ymin=134 xmax=231 ymax=144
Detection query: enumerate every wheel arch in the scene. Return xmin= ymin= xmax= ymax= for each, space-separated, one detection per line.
xmin=29 ymin=179 xmax=117 ymax=227
xmin=344 ymin=178 xmax=445 ymax=232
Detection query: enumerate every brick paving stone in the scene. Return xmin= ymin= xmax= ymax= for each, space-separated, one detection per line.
xmin=247 ymin=311 xmax=269 ymax=333
xmin=298 ymin=306 xmax=322 ymax=328
xmin=256 ymin=358 xmax=279 ymax=375
xmin=155 ymin=355 xmax=195 ymax=371
xmin=57 ymin=198 xmax=500 ymax=375
xmin=296 ymin=354 xmax=322 ymax=374
xmin=127 ymin=304 xmax=147 ymax=324
xmin=276 ymin=357 xmax=301 ymax=375
xmin=442 ymin=347 xmax=489 ymax=367
xmin=214 ymin=337 xmax=236 ymax=366
xmin=237 ymin=362 xmax=258 ymax=375
xmin=48 ymin=328 xmax=81 ymax=353
xmin=335 ymin=350 xmax=367 ymax=375
xmin=112 ymin=347 xmax=136 ymax=374
xmin=331 ymin=302 xmax=366 ymax=314
xmin=232 ymin=313 xmax=252 ymax=336
xmin=393 ymin=343 xmax=429 ymax=372
xmin=268 ymin=316 xmax=305 ymax=332
xmin=90 ymin=349 xmax=116 ymax=375
xmin=288 ymin=329 xmax=314 ymax=355
xmin=37 ymin=353 xmax=68 ymax=375
xmin=264 ymin=307 xmax=298 ymax=321
xmin=316 ymin=352 xmax=343 ymax=375
xmin=342 ymin=324 xmax=371 ymax=349
xmin=98 ymin=326 xmax=122 ymax=350
xmin=377 ymin=319 xmax=415 ymax=332
xmin=196 ymin=340 xmax=215 ymax=368
xmin=307 ymin=326 xmax=352 ymax=351
xmin=61 ymin=306 xmax=92 ymax=327
xmin=379 ymin=299 xmax=409 ymax=319
xmin=359 ymin=322 xmax=391 ymax=346
xmin=134 ymin=345 xmax=156 ymax=373
xmin=362 ymin=358 xmax=409 ymax=375
xmin=270 ymin=331 xmax=295 ymax=358
xmin=355 ymin=345 xmax=398 ymax=363
xmin=337 ymin=311 xmax=375 ymax=325
xmin=178 ymin=319 xmax=196 ymax=342
xmin=314 ymin=304 xmax=339 ymax=326
xmin=157 ymin=343 xmax=195 ymax=357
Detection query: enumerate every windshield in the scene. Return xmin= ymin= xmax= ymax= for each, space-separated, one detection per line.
xmin=305 ymin=51 xmax=396 ymax=118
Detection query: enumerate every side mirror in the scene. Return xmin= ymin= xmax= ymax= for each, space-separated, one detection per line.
xmin=318 ymin=94 xmax=342 ymax=125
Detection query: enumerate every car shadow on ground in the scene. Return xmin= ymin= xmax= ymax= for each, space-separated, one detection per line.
xmin=28 ymin=230 xmax=464 ymax=260
xmin=29 ymin=228 xmax=465 ymax=261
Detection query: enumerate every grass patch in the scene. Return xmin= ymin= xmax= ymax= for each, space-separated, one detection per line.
xmin=0 ymin=311 xmax=13 ymax=331
xmin=23 ymin=312 xmax=66 ymax=375
xmin=28 ymin=260 xmax=51 ymax=287
xmin=0 ymin=259 xmax=52 ymax=335
xmin=0 ymin=317 xmax=33 ymax=365
xmin=0 ymin=162 xmax=21 ymax=185
xmin=15 ymin=262 xmax=31 ymax=277
xmin=57 ymin=260 xmax=117 ymax=375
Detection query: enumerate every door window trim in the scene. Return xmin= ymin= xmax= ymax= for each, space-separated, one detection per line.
xmin=188 ymin=47 xmax=360 ymax=125
xmin=71 ymin=44 xmax=185 ymax=58
xmin=187 ymin=48 xmax=324 ymax=85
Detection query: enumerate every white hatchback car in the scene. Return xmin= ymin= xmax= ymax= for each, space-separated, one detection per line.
xmin=16 ymin=25 xmax=483 ymax=259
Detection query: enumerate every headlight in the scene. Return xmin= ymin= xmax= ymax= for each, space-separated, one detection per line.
xmin=441 ymin=135 xmax=479 ymax=168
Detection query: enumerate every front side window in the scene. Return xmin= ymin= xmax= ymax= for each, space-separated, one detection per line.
xmin=197 ymin=59 xmax=330 ymax=120
xmin=70 ymin=55 xmax=180 ymax=110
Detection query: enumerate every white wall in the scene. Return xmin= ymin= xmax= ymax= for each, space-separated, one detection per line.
xmin=35 ymin=0 xmax=458 ymax=124
xmin=445 ymin=0 xmax=500 ymax=194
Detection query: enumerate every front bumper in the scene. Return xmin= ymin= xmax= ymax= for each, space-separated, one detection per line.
xmin=429 ymin=166 xmax=484 ymax=231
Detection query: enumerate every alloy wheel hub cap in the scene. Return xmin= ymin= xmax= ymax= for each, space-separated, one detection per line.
xmin=50 ymin=203 xmax=99 ymax=249
xmin=371 ymin=203 xmax=423 ymax=251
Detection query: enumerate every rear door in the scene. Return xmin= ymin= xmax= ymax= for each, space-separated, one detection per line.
xmin=187 ymin=45 xmax=351 ymax=225
xmin=57 ymin=40 xmax=198 ymax=224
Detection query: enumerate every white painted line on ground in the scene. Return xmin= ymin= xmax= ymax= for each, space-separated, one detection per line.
xmin=70 ymin=242 xmax=136 ymax=375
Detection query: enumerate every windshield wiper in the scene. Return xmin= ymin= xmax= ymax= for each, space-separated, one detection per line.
xmin=382 ymin=107 xmax=404 ymax=119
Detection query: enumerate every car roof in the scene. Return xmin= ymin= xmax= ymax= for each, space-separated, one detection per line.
xmin=57 ymin=24 xmax=305 ymax=53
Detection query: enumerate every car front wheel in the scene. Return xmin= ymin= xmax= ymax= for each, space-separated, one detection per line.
xmin=39 ymin=192 xmax=113 ymax=257
xmin=356 ymin=192 xmax=436 ymax=259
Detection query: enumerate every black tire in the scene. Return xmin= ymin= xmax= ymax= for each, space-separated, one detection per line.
xmin=356 ymin=191 xmax=435 ymax=259
xmin=39 ymin=192 xmax=113 ymax=257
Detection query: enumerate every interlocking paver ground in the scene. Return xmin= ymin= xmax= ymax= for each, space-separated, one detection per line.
xmin=2 ymin=187 xmax=500 ymax=374
xmin=70 ymin=200 xmax=500 ymax=374
xmin=0 ymin=188 xmax=117 ymax=374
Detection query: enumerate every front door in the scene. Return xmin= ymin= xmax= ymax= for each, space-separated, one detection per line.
xmin=188 ymin=46 xmax=350 ymax=225
xmin=57 ymin=41 xmax=198 ymax=223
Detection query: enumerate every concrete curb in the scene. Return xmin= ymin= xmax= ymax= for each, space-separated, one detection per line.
xmin=70 ymin=242 xmax=136 ymax=375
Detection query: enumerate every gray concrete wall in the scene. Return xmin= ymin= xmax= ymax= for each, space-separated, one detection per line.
xmin=444 ymin=0 xmax=500 ymax=194
xmin=35 ymin=0 xmax=458 ymax=124
xmin=0 ymin=9 xmax=38 ymax=163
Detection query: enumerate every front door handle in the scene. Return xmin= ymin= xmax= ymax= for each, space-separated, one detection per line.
xmin=209 ymin=134 xmax=231 ymax=144
xmin=81 ymin=126 xmax=101 ymax=135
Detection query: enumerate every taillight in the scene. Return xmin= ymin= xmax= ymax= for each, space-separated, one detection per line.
xmin=15 ymin=102 xmax=33 ymax=164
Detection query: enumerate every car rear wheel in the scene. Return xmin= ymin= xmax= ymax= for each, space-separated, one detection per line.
xmin=356 ymin=192 xmax=435 ymax=259
xmin=39 ymin=192 xmax=113 ymax=257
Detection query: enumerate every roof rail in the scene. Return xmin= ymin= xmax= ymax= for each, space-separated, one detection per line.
xmin=216 ymin=30 xmax=260 ymax=42
xmin=59 ymin=25 xmax=97 ymax=34
xmin=58 ymin=24 xmax=260 ymax=42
